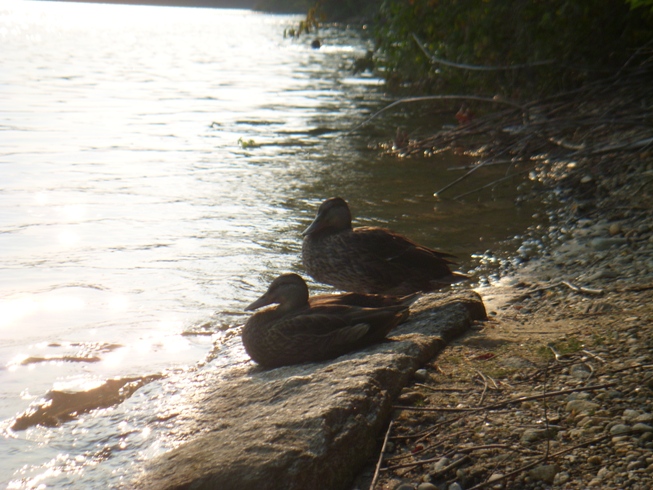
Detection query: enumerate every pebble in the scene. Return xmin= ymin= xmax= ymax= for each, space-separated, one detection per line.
xmin=610 ymin=424 xmax=631 ymax=435
xmin=487 ymin=472 xmax=504 ymax=483
xmin=553 ymin=471 xmax=570 ymax=485
xmin=567 ymin=391 xmax=591 ymax=401
xmin=586 ymin=269 xmax=619 ymax=281
xmin=398 ymin=391 xmax=425 ymax=405
xmin=627 ymin=460 xmax=646 ymax=471
xmin=590 ymin=237 xmax=627 ymax=250
xmin=529 ymin=464 xmax=560 ymax=484
xmin=624 ymin=409 xmax=643 ymax=422
xmin=521 ymin=428 xmax=556 ymax=444
xmin=395 ymin=484 xmax=414 ymax=490
xmin=632 ymin=423 xmax=653 ymax=433
xmin=431 ymin=457 xmax=451 ymax=474
xmin=570 ymin=363 xmax=592 ymax=379
xmin=566 ymin=399 xmax=600 ymax=414
xmin=417 ymin=483 xmax=437 ymax=490
xmin=448 ymin=484 xmax=462 ymax=490
xmin=597 ymin=467 xmax=611 ymax=479
xmin=413 ymin=369 xmax=428 ymax=382
xmin=635 ymin=413 xmax=653 ymax=423
xmin=588 ymin=455 xmax=602 ymax=465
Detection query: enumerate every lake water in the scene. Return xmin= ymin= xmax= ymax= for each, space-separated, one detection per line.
xmin=0 ymin=1 xmax=538 ymax=487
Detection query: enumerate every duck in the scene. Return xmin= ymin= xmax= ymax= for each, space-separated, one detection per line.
xmin=302 ymin=197 xmax=468 ymax=295
xmin=242 ymin=273 xmax=413 ymax=368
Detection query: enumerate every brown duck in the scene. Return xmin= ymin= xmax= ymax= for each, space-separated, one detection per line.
xmin=242 ymin=273 xmax=413 ymax=368
xmin=302 ymin=197 xmax=468 ymax=295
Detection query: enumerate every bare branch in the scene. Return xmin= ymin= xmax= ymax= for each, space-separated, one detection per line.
xmin=413 ymin=34 xmax=556 ymax=71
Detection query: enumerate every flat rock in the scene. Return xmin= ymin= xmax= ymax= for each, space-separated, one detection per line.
xmin=134 ymin=291 xmax=485 ymax=490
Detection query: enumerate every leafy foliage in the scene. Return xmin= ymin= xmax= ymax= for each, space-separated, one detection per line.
xmin=371 ymin=0 xmax=653 ymax=96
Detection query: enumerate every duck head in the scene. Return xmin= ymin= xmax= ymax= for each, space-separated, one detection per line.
xmin=302 ymin=197 xmax=352 ymax=236
xmin=245 ymin=273 xmax=310 ymax=313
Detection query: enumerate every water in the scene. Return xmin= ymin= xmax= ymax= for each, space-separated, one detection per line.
xmin=0 ymin=1 xmax=537 ymax=487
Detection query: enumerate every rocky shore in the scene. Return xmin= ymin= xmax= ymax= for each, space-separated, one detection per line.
xmin=352 ymin=144 xmax=653 ymax=489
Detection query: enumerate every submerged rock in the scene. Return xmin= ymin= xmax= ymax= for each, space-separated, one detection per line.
xmin=134 ymin=291 xmax=485 ymax=490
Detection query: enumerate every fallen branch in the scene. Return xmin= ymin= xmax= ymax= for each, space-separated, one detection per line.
xmin=394 ymin=382 xmax=617 ymax=413
xmin=413 ymin=34 xmax=556 ymax=71
xmin=467 ymin=433 xmax=612 ymax=490
xmin=453 ymin=168 xmax=533 ymax=200
xmin=369 ymin=420 xmax=393 ymax=490
xmin=352 ymin=95 xmax=524 ymax=132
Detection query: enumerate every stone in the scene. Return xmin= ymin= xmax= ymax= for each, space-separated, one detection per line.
xmin=417 ymin=483 xmax=438 ymax=490
xmin=570 ymin=363 xmax=592 ymax=379
xmin=632 ymin=423 xmax=653 ymax=433
xmin=528 ymin=464 xmax=560 ymax=484
xmin=431 ymin=457 xmax=451 ymax=474
xmin=502 ymin=356 xmax=535 ymax=369
xmin=635 ymin=413 xmax=653 ymax=424
xmin=611 ymin=424 xmax=631 ymax=435
xmin=134 ymin=292 xmax=486 ymax=490
xmin=623 ymin=409 xmax=643 ymax=422
xmin=521 ymin=428 xmax=557 ymax=444
xmin=588 ymin=455 xmax=602 ymax=465
xmin=597 ymin=467 xmax=611 ymax=479
xmin=590 ymin=237 xmax=627 ymax=250
xmin=395 ymin=484 xmax=415 ymax=490
xmin=567 ymin=391 xmax=591 ymax=401
xmin=487 ymin=472 xmax=504 ymax=483
xmin=554 ymin=471 xmax=570 ymax=485
xmin=627 ymin=460 xmax=645 ymax=471
xmin=413 ymin=368 xmax=428 ymax=381
xmin=398 ymin=391 xmax=426 ymax=405
xmin=448 ymin=484 xmax=463 ymax=490
xmin=566 ymin=399 xmax=599 ymax=414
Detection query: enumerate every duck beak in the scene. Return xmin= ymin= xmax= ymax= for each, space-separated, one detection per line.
xmin=301 ymin=216 xmax=324 ymax=236
xmin=245 ymin=292 xmax=274 ymax=311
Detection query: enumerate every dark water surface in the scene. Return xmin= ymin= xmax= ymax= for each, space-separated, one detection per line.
xmin=0 ymin=1 xmax=537 ymax=486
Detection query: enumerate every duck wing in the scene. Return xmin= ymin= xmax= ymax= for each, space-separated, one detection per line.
xmin=278 ymin=304 xmax=406 ymax=349
xmin=272 ymin=312 xmax=370 ymax=353
xmin=310 ymin=291 xmax=420 ymax=308
xmin=354 ymin=227 xmax=458 ymax=263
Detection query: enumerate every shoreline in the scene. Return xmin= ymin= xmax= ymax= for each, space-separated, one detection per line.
xmin=353 ymin=123 xmax=653 ymax=489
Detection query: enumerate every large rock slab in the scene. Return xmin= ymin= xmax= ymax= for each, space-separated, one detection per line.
xmin=135 ymin=291 xmax=485 ymax=490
